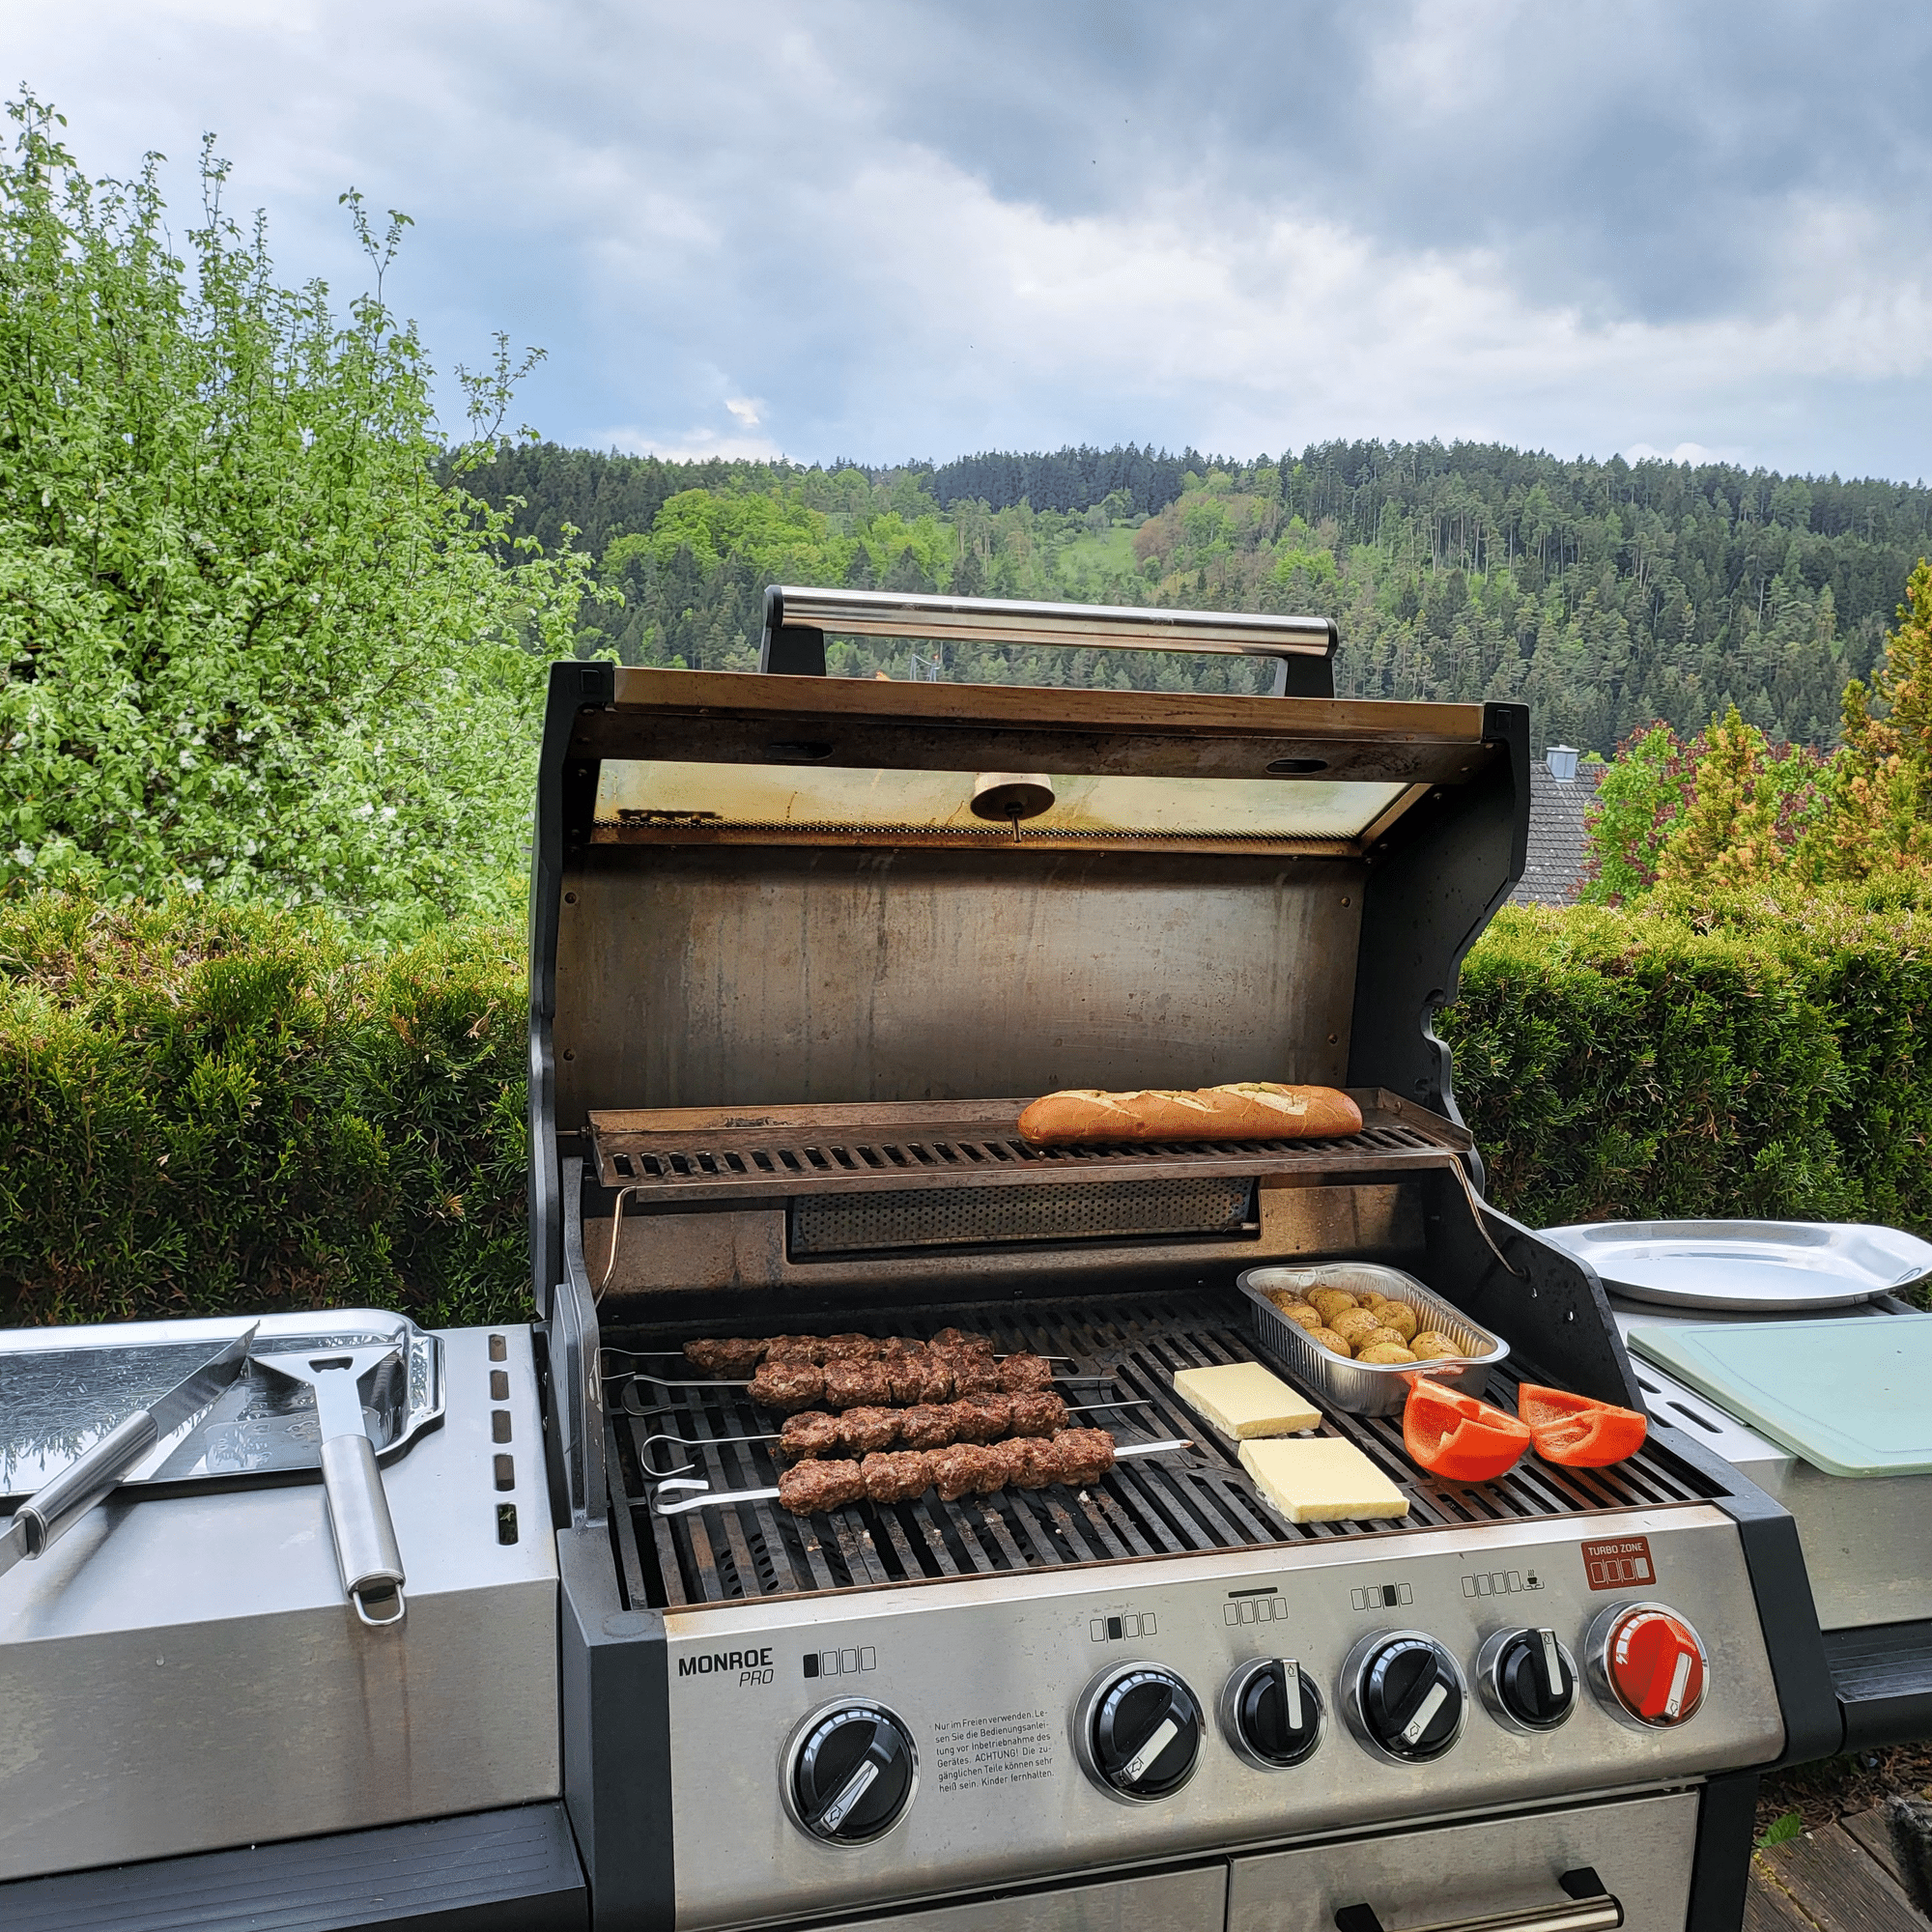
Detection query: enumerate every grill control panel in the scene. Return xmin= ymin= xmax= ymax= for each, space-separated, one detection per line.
xmin=665 ymin=1507 xmax=1781 ymax=1932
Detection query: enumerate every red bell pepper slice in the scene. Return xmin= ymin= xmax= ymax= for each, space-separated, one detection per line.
xmin=1517 ymin=1384 xmax=1649 ymax=1466
xmin=1402 ymin=1378 xmax=1532 ymax=1483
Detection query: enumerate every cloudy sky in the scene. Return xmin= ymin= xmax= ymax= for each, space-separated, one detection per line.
xmin=12 ymin=1 xmax=1932 ymax=478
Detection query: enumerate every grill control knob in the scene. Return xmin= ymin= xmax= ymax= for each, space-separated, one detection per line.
xmin=1076 ymin=1663 xmax=1204 ymax=1801
xmin=1343 ymin=1631 xmax=1467 ymax=1763
xmin=1223 ymin=1657 xmax=1324 ymax=1769
xmin=1588 ymin=1603 xmax=1708 ymax=1727
xmin=1478 ymin=1627 xmax=1578 ymax=1732
xmin=786 ymin=1701 xmax=918 ymax=1845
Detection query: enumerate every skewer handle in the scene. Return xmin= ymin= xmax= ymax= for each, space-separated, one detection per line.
xmin=657 ymin=1486 xmax=782 ymax=1515
xmin=628 ymin=1371 xmax=753 ymax=1390
xmin=641 ymin=1429 xmax=779 ymax=1449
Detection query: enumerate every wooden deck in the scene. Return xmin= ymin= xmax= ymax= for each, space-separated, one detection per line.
xmin=1749 ymin=1807 xmax=1930 ymax=1932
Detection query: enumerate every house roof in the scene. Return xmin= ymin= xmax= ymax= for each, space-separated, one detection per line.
xmin=1510 ymin=759 xmax=1605 ymax=905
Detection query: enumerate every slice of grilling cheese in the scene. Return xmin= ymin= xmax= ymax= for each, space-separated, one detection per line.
xmin=1172 ymin=1362 xmax=1321 ymax=1442
xmin=1238 ymin=1436 xmax=1408 ymax=1522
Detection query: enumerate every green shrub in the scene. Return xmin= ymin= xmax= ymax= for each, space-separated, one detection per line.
xmin=0 ymin=893 xmax=526 ymax=1326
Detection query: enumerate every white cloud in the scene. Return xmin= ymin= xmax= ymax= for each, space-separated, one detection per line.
xmin=12 ymin=1 xmax=1932 ymax=478
xmin=1622 ymin=442 xmax=1731 ymax=468
xmin=590 ymin=424 xmax=787 ymax=463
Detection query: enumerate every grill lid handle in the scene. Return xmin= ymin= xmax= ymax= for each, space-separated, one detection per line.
xmin=759 ymin=586 xmax=1337 ymax=696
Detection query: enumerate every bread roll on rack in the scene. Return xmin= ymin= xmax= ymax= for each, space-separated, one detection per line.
xmin=1017 ymin=1083 xmax=1362 ymax=1146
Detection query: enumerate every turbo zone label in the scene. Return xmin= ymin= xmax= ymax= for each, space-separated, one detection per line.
xmin=1579 ymin=1535 xmax=1655 ymax=1591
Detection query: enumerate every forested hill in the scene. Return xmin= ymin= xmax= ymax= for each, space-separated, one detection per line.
xmin=461 ymin=440 xmax=1932 ymax=753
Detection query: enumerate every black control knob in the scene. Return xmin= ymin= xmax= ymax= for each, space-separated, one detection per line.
xmin=787 ymin=1702 xmax=917 ymax=1845
xmin=1344 ymin=1631 xmax=1466 ymax=1763
xmin=1479 ymin=1627 xmax=1578 ymax=1732
xmin=1224 ymin=1658 xmax=1324 ymax=1769
xmin=1079 ymin=1665 xmax=1204 ymax=1801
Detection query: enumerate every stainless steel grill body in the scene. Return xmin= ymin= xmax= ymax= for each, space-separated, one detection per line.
xmin=525 ymin=604 xmax=1837 ymax=1932
xmin=0 ymin=1326 xmax=557 ymax=1884
xmin=659 ymin=1508 xmax=1776 ymax=1931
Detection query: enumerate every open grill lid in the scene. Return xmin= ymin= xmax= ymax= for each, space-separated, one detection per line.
xmin=527 ymin=591 xmax=1529 ymax=1312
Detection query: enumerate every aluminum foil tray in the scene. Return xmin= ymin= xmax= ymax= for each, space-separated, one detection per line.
xmin=1542 ymin=1220 xmax=1932 ymax=1312
xmin=0 ymin=1310 xmax=443 ymax=1500
xmin=1237 ymin=1262 xmax=1507 ymax=1414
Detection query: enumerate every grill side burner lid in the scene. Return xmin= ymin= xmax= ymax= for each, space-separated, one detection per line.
xmin=527 ymin=593 xmax=1529 ymax=1314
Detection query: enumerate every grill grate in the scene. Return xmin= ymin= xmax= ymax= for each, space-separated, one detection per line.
xmin=591 ymin=1114 xmax=1457 ymax=1199
xmin=608 ymin=1289 xmax=1721 ymax=1610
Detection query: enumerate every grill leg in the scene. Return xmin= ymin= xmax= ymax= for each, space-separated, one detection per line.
xmin=1687 ymin=1771 xmax=1760 ymax=1932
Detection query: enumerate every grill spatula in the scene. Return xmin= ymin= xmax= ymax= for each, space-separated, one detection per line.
xmin=1 ymin=1322 xmax=258 ymax=1581
xmin=257 ymin=1344 xmax=409 ymax=1627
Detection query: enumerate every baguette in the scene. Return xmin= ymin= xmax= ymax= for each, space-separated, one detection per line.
xmin=1017 ymin=1083 xmax=1362 ymax=1145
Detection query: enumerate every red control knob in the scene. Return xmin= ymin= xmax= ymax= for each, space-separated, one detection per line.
xmin=1594 ymin=1605 xmax=1707 ymax=1726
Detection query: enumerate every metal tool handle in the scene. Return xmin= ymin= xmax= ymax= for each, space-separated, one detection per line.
xmin=14 ymin=1409 xmax=159 ymax=1558
xmin=320 ymin=1433 xmax=407 ymax=1628
xmin=760 ymin=585 xmax=1335 ymax=694
xmin=1335 ymin=1869 xmax=1623 ymax=1932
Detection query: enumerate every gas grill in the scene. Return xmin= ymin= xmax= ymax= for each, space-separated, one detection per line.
xmin=0 ymin=589 xmax=1858 ymax=1932
xmin=531 ymin=590 xmax=1841 ymax=1932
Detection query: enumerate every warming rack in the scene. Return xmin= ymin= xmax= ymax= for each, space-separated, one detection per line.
xmin=586 ymin=1091 xmax=1470 ymax=1201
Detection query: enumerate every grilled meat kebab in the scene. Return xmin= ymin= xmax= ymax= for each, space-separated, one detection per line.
xmin=778 ymin=1392 xmax=1069 ymax=1459
xmin=746 ymin=1350 xmax=1054 ymax=1413
xmin=775 ymin=1429 xmax=1118 ymax=1515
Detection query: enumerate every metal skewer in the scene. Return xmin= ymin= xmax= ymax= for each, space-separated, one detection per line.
xmin=608 ymin=1347 xmax=1081 ymax=1367
xmin=636 ymin=1398 xmax=1159 ymax=1476
xmin=617 ymin=1368 xmax=1114 ymax=1395
xmin=650 ymin=1437 xmax=1196 ymax=1516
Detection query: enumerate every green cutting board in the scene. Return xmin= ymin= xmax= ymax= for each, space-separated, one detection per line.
xmin=1627 ymin=1314 xmax=1932 ymax=1478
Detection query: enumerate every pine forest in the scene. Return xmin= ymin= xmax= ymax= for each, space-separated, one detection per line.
xmin=464 ymin=440 xmax=1932 ymax=754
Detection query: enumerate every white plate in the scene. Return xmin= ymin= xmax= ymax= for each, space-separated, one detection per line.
xmin=1540 ymin=1220 xmax=1932 ymax=1312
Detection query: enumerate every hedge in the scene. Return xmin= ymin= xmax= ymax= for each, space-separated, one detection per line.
xmin=0 ymin=895 xmax=528 ymax=1328
xmin=2 ymin=889 xmax=1928 ymax=1328
xmin=1443 ymin=889 xmax=1932 ymax=1240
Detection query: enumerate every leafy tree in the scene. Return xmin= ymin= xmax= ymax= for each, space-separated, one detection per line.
xmin=0 ymin=97 xmax=594 ymax=933
xmin=1579 ymin=725 xmax=1693 ymax=903
xmin=1803 ymin=558 xmax=1932 ymax=879
xmin=1583 ymin=713 xmax=1824 ymax=902
xmin=635 ymin=486 xmax=851 ymax=583
xmin=1654 ymin=708 xmax=1798 ymax=891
